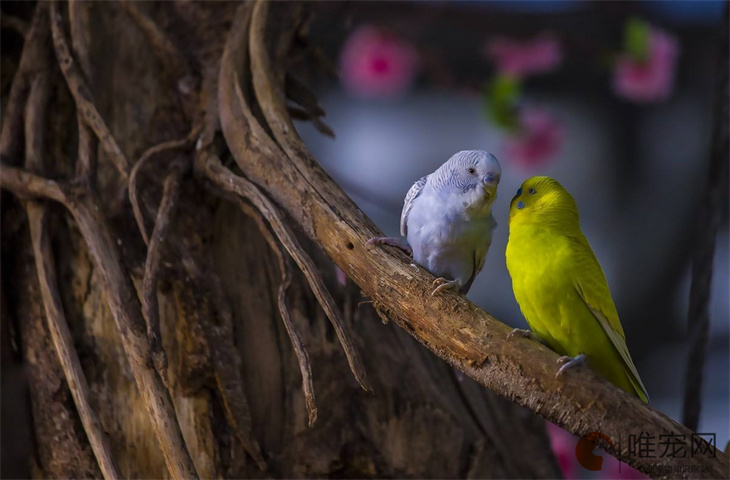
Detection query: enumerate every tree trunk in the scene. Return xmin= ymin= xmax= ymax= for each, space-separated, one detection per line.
xmin=1 ymin=2 xmax=562 ymax=478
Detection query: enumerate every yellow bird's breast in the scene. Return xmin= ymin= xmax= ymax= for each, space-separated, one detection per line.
xmin=506 ymin=225 xmax=584 ymax=355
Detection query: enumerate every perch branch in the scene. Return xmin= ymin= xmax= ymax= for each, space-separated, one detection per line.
xmin=49 ymin=0 xmax=130 ymax=179
xmin=682 ymin=17 xmax=729 ymax=432
xmin=197 ymin=150 xmax=318 ymax=426
xmin=129 ymin=127 xmax=200 ymax=245
xmin=217 ymin=3 xmax=728 ymax=478
xmin=23 ymin=55 xmax=121 ymax=480
xmin=141 ymin=160 xmax=186 ymax=388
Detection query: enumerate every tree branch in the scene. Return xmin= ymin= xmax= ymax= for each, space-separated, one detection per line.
xmin=49 ymin=0 xmax=130 ymax=179
xmin=23 ymin=50 xmax=121 ymax=480
xmin=0 ymin=164 xmax=67 ymax=203
xmin=196 ymin=146 xmax=371 ymax=394
xmin=68 ymin=0 xmax=99 ymax=186
xmin=682 ymin=12 xmax=729 ymax=432
xmin=217 ymin=2 xmax=729 ymax=478
xmin=117 ymin=0 xmax=190 ymax=82
xmin=1 ymin=13 xmax=29 ymax=38
xmin=174 ymin=244 xmax=268 ymax=471
xmin=197 ymin=150 xmax=319 ymax=426
xmin=63 ymin=189 xmax=199 ymax=480
xmin=140 ymin=160 xmax=185 ymax=388
xmin=27 ymin=204 xmax=122 ymax=480
xmin=129 ymin=127 xmax=200 ymax=245
xmin=1 ymin=3 xmax=51 ymax=164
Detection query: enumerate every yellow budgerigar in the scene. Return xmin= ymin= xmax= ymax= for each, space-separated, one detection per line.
xmin=505 ymin=176 xmax=649 ymax=403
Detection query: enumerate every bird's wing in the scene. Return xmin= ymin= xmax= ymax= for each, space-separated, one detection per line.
xmin=462 ymin=214 xmax=497 ymax=294
xmin=473 ymin=213 xmax=497 ymax=277
xmin=400 ymin=175 xmax=428 ymax=236
xmin=572 ymin=237 xmax=650 ymax=403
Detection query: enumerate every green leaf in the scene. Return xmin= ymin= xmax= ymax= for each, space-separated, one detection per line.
xmin=483 ymin=75 xmax=521 ymax=131
xmin=624 ymin=17 xmax=650 ymax=62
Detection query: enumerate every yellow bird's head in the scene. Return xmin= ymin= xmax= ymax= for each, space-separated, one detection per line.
xmin=509 ymin=176 xmax=580 ymax=230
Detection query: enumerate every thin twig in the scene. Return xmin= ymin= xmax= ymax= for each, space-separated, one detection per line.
xmin=287 ymin=104 xmax=335 ymax=139
xmin=23 ymin=52 xmax=121 ymax=480
xmin=197 ymin=148 xmax=371 ymax=394
xmin=228 ymin=191 xmax=318 ymax=427
xmin=68 ymin=0 xmax=98 ymax=186
xmin=0 ymin=3 xmax=50 ymax=163
xmin=117 ymin=0 xmax=189 ymax=81
xmin=49 ymin=0 xmax=130 ymax=179
xmin=248 ymin=1 xmax=370 ymax=392
xmin=4 ymin=13 xmax=199 ymax=472
xmin=1 ymin=13 xmax=29 ymax=38
xmin=141 ymin=160 xmax=186 ymax=388
xmin=129 ymin=127 xmax=200 ymax=245
xmin=682 ymin=16 xmax=729 ymax=432
xmin=0 ymin=164 xmax=67 ymax=202
xmin=2 ymin=166 xmax=200 ymax=480
xmin=75 ymin=114 xmax=98 ymax=185
xmin=64 ymin=191 xmax=199 ymax=480
xmin=285 ymin=73 xmax=325 ymax=117
xmin=27 ymin=204 xmax=122 ymax=480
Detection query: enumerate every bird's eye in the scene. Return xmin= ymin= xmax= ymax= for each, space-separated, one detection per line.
xmin=467 ymin=167 xmax=476 ymax=174
xmin=528 ymin=188 xmax=536 ymax=195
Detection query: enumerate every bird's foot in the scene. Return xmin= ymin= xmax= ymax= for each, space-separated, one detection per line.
xmin=556 ymin=353 xmax=587 ymax=378
xmin=507 ymin=328 xmax=535 ymax=341
xmin=365 ymin=237 xmax=412 ymax=256
xmin=431 ymin=277 xmax=460 ymax=296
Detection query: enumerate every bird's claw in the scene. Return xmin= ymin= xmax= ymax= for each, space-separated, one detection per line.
xmin=365 ymin=237 xmax=413 ymax=256
xmin=431 ymin=277 xmax=460 ymax=296
xmin=555 ymin=353 xmax=587 ymax=378
xmin=507 ymin=328 xmax=534 ymax=341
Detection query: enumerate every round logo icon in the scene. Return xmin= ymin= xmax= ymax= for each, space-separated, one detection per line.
xmin=576 ymin=432 xmax=614 ymax=471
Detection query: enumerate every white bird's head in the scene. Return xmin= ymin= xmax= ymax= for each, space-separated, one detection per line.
xmin=431 ymin=150 xmax=502 ymax=213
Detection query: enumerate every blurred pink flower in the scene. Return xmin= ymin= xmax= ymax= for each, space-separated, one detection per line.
xmin=613 ymin=27 xmax=679 ymax=103
xmin=485 ymin=35 xmax=562 ymax=77
xmin=503 ymin=108 xmax=564 ymax=169
xmin=546 ymin=423 xmax=578 ymax=479
xmin=600 ymin=457 xmax=648 ymax=479
xmin=340 ymin=25 xmax=419 ymax=98
xmin=335 ymin=266 xmax=347 ymax=288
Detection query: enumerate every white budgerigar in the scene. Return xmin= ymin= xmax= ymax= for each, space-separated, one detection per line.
xmin=367 ymin=150 xmax=502 ymax=295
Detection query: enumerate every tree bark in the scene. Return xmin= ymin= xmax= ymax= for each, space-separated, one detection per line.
xmin=1 ymin=2 xmax=561 ymax=478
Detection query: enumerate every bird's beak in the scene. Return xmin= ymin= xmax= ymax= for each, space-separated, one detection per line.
xmin=483 ymin=173 xmax=500 ymax=196
xmin=483 ymin=172 xmax=500 ymax=185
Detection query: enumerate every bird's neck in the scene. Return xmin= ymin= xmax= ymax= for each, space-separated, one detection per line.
xmin=434 ymin=184 xmax=495 ymax=219
xmin=509 ymin=211 xmax=581 ymax=237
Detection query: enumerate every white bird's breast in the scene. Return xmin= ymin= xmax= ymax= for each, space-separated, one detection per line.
xmin=405 ymin=189 xmax=494 ymax=285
